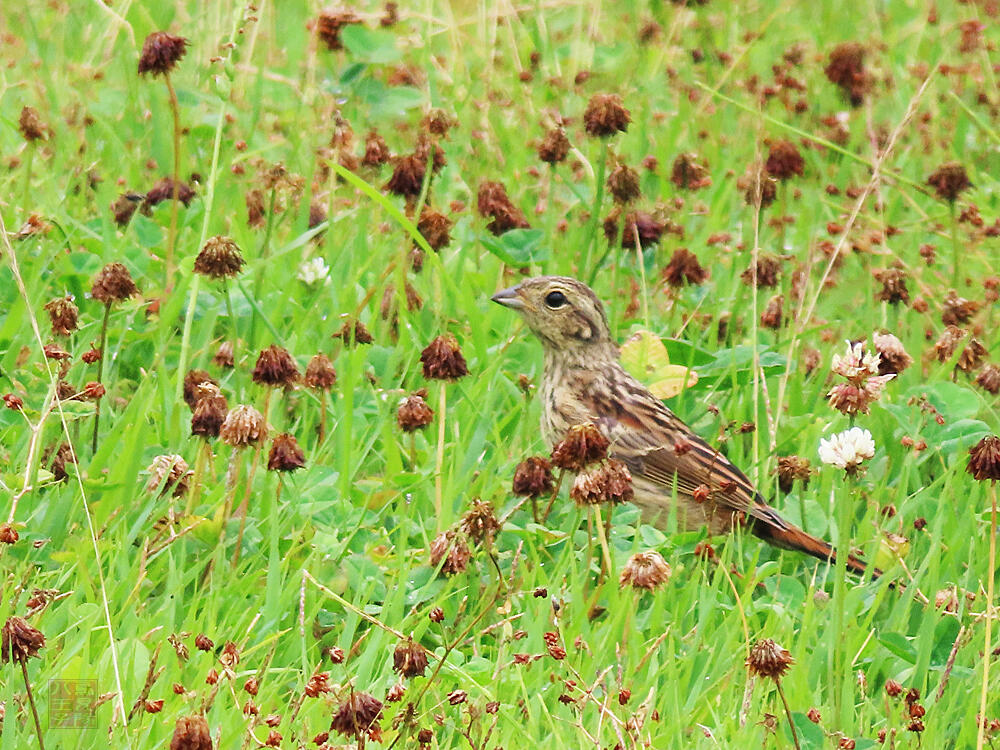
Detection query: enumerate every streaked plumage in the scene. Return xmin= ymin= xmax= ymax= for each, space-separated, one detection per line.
xmin=493 ymin=275 xmax=868 ymax=575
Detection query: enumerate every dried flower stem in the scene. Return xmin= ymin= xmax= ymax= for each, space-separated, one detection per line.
xmin=91 ymin=302 xmax=112 ymax=454
xmin=592 ymin=506 xmax=614 ymax=581
xmin=318 ymin=390 xmax=328 ymax=443
xmin=185 ymin=440 xmax=212 ymax=515
xmin=20 ymin=657 xmax=45 ymax=750
xmin=583 ymin=145 xmax=608 ymax=275
xmin=222 ymin=278 xmax=238 ymax=361
xmin=950 ymin=200 xmax=961 ymax=289
xmin=775 ymin=679 xmax=800 ymax=750
xmin=434 ymin=381 xmax=447 ymax=530
xmin=976 ymin=483 xmax=997 ymax=750
xmin=164 ymin=73 xmax=182 ymax=293
xmin=541 ymin=469 xmax=565 ymax=523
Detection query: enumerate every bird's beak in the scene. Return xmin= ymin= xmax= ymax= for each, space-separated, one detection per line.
xmin=491 ymin=285 xmax=525 ymax=310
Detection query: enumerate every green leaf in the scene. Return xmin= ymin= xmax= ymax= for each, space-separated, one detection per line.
xmin=789 ymin=712 xmax=826 ymax=749
xmin=479 ymin=229 xmax=550 ymax=265
xmin=132 ymin=215 xmax=163 ymax=249
xmin=878 ymin=632 xmax=916 ymax=664
xmin=340 ymin=25 xmax=402 ymax=63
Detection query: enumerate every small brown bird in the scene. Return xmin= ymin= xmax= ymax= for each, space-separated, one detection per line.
xmin=493 ymin=275 xmax=869 ymax=575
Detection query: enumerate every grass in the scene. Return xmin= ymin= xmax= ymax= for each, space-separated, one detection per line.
xmin=0 ymin=1 xmax=999 ymax=748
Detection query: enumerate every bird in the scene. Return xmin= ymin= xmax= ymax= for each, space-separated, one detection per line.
xmin=492 ymin=275 xmax=870 ymax=576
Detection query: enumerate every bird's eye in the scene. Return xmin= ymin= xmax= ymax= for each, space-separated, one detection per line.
xmin=545 ymin=290 xmax=568 ymax=309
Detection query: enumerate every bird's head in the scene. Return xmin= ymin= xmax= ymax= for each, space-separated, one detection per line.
xmin=491 ymin=276 xmax=615 ymax=358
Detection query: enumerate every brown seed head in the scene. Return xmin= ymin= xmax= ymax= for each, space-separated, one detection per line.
xmin=619 ymin=551 xmax=671 ymax=590
xmin=18 ymin=106 xmax=47 ymax=141
xmin=776 ymin=455 xmax=811 ymax=493
xmin=393 ymin=638 xmax=429 ymax=679
xmin=169 ymin=715 xmax=212 ymax=750
xmin=111 ymin=193 xmax=142 ymax=226
xmin=824 ymin=42 xmax=870 ymax=105
xmin=460 ymin=499 xmax=502 ymax=546
xmin=362 ymin=130 xmax=391 ymax=167
xmin=738 ymin=163 xmax=777 ymax=208
xmin=315 ymin=9 xmax=362 ymax=51
xmin=183 ymin=370 xmax=218 ymax=410
xmin=570 ymin=459 xmax=634 ymax=505
xmin=741 ymin=255 xmax=782 ymax=288
xmin=933 ymin=325 xmax=966 ymax=362
xmin=219 ymin=405 xmax=267 ymax=447
xmin=927 ymin=162 xmax=971 ymax=203
xmin=0 ymin=524 xmax=14 ymax=545
xmin=195 ymin=634 xmax=214 ymax=651
xmin=194 ymin=236 xmax=246 ymax=280
xmin=138 ymin=31 xmax=188 ymax=76
xmin=304 ymin=354 xmax=337 ymax=389
xmin=335 ymin=319 xmax=373 ymax=346
xmin=603 ymin=209 xmax=665 ymax=248
xmin=146 ymin=454 xmax=191 ymax=497
xmin=477 ymin=181 xmax=530 ymax=235
xmin=662 ymin=247 xmax=708 ymax=287
xmin=958 ymin=337 xmax=988 ymax=373
xmin=191 ymin=385 xmax=228 ymax=439
xmin=512 ymin=456 xmax=554 ymax=497
xmin=538 ymin=128 xmax=570 ymax=164
xmin=397 ymin=394 xmax=433 ymax=432
xmin=607 ymin=163 xmax=641 ymax=204
xmin=422 ymin=108 xmax=455 ymax=137
xmin=91 ymin=262 xmax=139 ymax=305
xmin=417 ymin=209 xmax=452 ymax=250
xmin=942 ymin=290 xmax=980 ymax=326
xmin=267 ymin=433 xmax=306 ymax=472
xmin=304 ymin=671 xmax=331 ymax=697
xmin=385 ymin=154 xmax=426 ymax=197
xmin=44 ymin=296 xmax=79 ymax=337
xmin=50 ymin=442 xmax=77 ymax=481
xmin=884 ymin=679 xmax=903 ymax=697
xmin=745 ymin=638 xmax=794 ymax=681
xmin=213 ymin=341 xmax=234 ymax=369
xmin=874 ymin=268 xmax=910 ymax=305
xmin=765 ymin=140 xmax=805 ymax=180
xmin=760 ymin=294 xmax=784 ymax=329
xmin=872 ymin=332 xmax=912 ymax=375
xmin=3 ymin=394 xmax=24 ymax=411
xmin=252 ymin=345 xmax=300 ymax=388
xmin=330 ymin=692 xmax=383 ymax=740
xmin=551 ymin=423 xmax=609 ymax=471
xmin=670 ymin=153 xmax=711 ymax=190
xmin=1 ymin=617 xmax=44 ymax=663
xmin=420 ymin=334 xmax=468 ymax=381
xmin=583 ymin=93 xmax=631 ymax=137
xmin=429 ymin=530 xmax=471 ymax=575
xmin=968 ymin=435 xmax=1000 ymax=482
xmin=975 ymin=364 xmax=1000 ymax=394
xmin=145 ymin=177 xmax=196 ymax=208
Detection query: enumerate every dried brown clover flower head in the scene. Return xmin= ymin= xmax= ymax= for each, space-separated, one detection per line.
xmin=662 ymin=248 xmax=708 ymax=287
xmin=619 ymin=551 xmax=671 ymax=590
xmin=583 ymin=94 xmax=631 ymax=137
xmin=1 ymin=616 xmax=45 ymax=663
xmin=422 ymin=108 xmax=455 ymax=137
xmin=538 ymin=128 xmax=571 ymax=164
xmin=477 ymin=181 xmax=530 ymax=235
xmin=144 ymin=177 xmax=196 ymax=209
xmin=397 ymin=394 xmax=433 ymax=432
xmin=304 ymin=354 xmax=337 ymax=390
xmin=393 ymin=638 xmax=429 ymax=679
xmin=933 ymin=325 xmax=966 ymax=362
xmin=760 ymin=294 xmax=784 ymax=329
xmin=146 ymin=454 xmax=191 ymax=497
xmin=512 ymin=456 xmax=554 ymax=497
xmin=741 ymin=255 xmax=782 ymax=288
xmin=607 ymin=163 xmax=641 ymax=204
xmin=334 ymin=319 xmax=373 ymax=346
xmin=18 ymin=106 xmax=47 ymax=141
xmin=429 ymin=530 xmax=471 ymax=575
xmin=872 ymin=332 xmax=913 ymax=375
xmin=111 ymin=192 xmax=143 ymax=226
xmin=194 ymin=236 xmax=246 ymax=280
xmin=765 ymin=139 xmax=805 ymax=180
xmin=775 ymin=455 xmax=811 ymax=493
xmin=45 ymin=296 xmax=79 ymax=337
xmin=551 ymin=423 xmax=609 ymax=471
xmin=738 ymin=163 xmax=777 ymax=208
xmin=169 ymin=714 xmax=212 ymax=750
xmin=362 ymin=130 xmax=391 ymax=167
xmin=213 ymin=341 xmax=234 ymax=368
xmin=420 ymin=334 xmax=468 ymax=381
xmin=138 ymin=31 xmax=189 ymax=76
xmin=330 ymin=691 xmax=383 ymax=740
xmin=602 ymin=209 xmax=665 ymax=248
xmin=824 ymin=42 xmax=870 ymax=105
xmin=252 ymin=345 xmax=300 ymax=388
xmin=417 ymin=209 xmax=452 ymax=250
xmin=670 ymin=153 xmax=711 ymax=190
xmin=570 ymin=460 xmax=634 ymax=505
xmin=91 ymin=262 xmax=139 ymax=304
xmin=190 ymin=392 xmax=225 ymax=439
xmin=183 ymin=370 xmax=219 ymax=410
xmin=385 ymin=154 xmax=426 ymax=197
xmin=942 ymin=290 xmax=980 ymax=326
xmin=219 ymin=405 xmax=267 ymax=447
xmin=874 ymin=268 xmax=910 ymax=305
xmin=267 ymin=434 xmax=306 ymax=472
xmin=460 ymin=499 xmax=502 ymax=546
xmin=958 ymin=337 xmax=988 ymax=373
xmin=927 ymin=162 xmax=971 ymax=203
xmin=315 ymin=9 xmax=362 ymax=51
xmin=975 ymin=364 xmax=1000 ymax=394
xmin=968 ymin=436 xmax=1000 ymax=482
xmin=745 ymin=638 xmax=794 ymax=680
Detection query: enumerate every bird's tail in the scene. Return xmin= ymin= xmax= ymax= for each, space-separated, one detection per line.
xmin=750 ymin=518 xmax=876 ymax=578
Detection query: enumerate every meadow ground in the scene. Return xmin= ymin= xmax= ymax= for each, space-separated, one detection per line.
xmin=1 ymin=1 xmax=999 ymax=748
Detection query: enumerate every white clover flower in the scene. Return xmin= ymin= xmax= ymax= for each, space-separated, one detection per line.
xmin=818 ymin=427 xmax=876 ymax=472
xmin=297 ymin=256 xmax=330 ymax=286
xmin=831 ymin=340 xmax=881 ymax=380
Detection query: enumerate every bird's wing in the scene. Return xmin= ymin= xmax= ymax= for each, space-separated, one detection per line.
xmin=579 ymin=365 xmax=791 ymax=529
